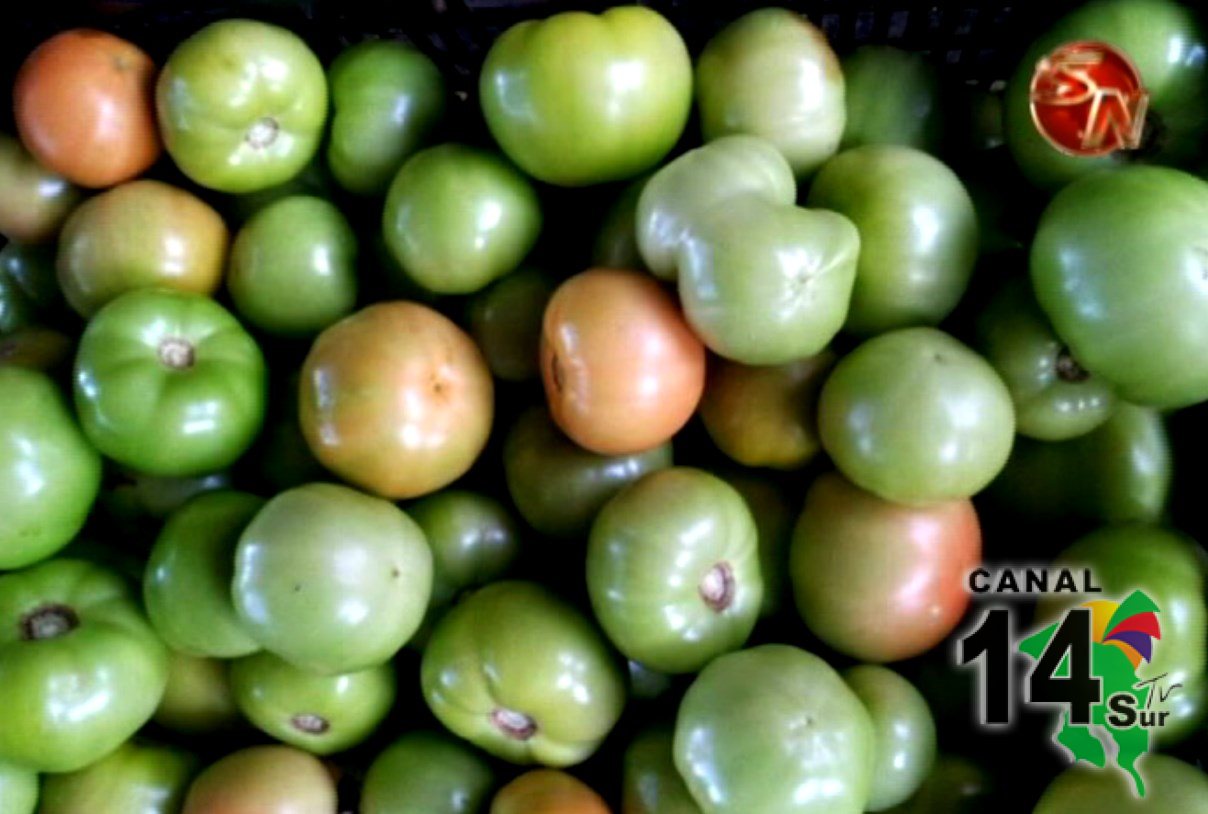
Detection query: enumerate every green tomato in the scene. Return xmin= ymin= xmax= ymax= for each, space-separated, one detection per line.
xmin=0 ymin=760 xmax=37 ymax=814
xmin=674 ymin=644 xmax=874 ymax=814
xmin=1154 ymin=670 xmax=1206 ymax=747
xmin=989 ymin=402 xmax=1170 ymax=525
xmin=1033 ymin=755 xmax=1208 ymax=813
xmin=1031 ymin=166 xmax=1208 ymax=408
xmin=480 ymin=6 xmax=692 ymax=186
xmin=102 ymin=470 xmax=231 ymax=525
xmin=504 ymin=406 xmax=673 ymax=538
xmin=623 ymin=726 xmax=702 ymax=814
xmin=977 ymin=278 xmax=1116 ymax=441
xmin=0 ymin=326 xmax=74 ymax=373
xmin=408 ymin=490 xmax=520 ymax=609
xmin=699 ymin=352 xmax=834 ymax=470
xmin=39 ymin=741 xmax=196 ymax=814
xmin=679 ymin=198 xmax=859 ymax=364
xmin=587 ymin=467 xmax=762 ymax=674
xmin=383 ymin=144 xmax=541 ymax=295
xmin=1035 ymin=525 xmax=1206 ymax=694
xmin=820 ymin=328 xmax=1015 ymax=503
xmin=721 ymin=472 xmax=795 ymax=619
xmin=157 ymin=19 xmax=328 ymax=193
xmin=144 ymin=490 xmax=264 ymax=658
xmin=0 ymin=242 xmax=59 ymax=335
xmin=844 ymin=665 xmax=937 ymax=811
xmin=327 ymin=40 xmax=445 ymax=195
xmin=227 ymin=195 xmax=357 ymax=337
xmin=0 ymin=132 xmax=79 ymax=244
xmin=154 ymin=651 xmax=242 ymax=735
xmin=361 ymin=731 xmax=495 ymax=814
xmin=593 ymin=176 xmax=648 ymax=271
xmin=636 ymin=135 xmax=796 ymax=280
xmin=233 ymin=482 xmax=432 ymax=674
xmin=841 ymin=47 xmax=942 ymax=153
xmin=696 ymin=9 xmax=845 ymax=176
xmin=0 ymin=367 xmax=101 ymax=570
xmin=807 ymin=146 xmax=978 ymax=335
xmin=883 ymin=755 xmax=992 ymax=814
xmin=421 ymin=581 xmax=625 ymax=766
xmin=73 ymin=289 xmax=267 ymax=477
xmin=0 ymin=559 xmax=169 ymax=772
xmin=628 ymin=659 xmax=674 ymax=702
xmin=467 ymin=267 xmax=556 ymax=382
xmin=230 ymin=651 xmax=395 ymax=755
xmin=1004 ymin=0 xmax=1208 ymax=191
xmin=224 ymin=157 xmax=333 ymax=225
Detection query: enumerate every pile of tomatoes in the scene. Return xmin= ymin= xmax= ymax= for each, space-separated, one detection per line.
xmin=1 ymin=1 xmax=1208 ymax=812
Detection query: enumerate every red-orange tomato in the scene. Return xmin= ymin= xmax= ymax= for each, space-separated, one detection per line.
xmin=541 ymin=268 xmax=705 ymax=455
xmin=491 ymin=770 xmax=612 ymax=814
xmin=299 ymin=302 xmax=494 ymax=500
xmin=789 ymin=472 xmax=981 ymax=662
xmin=15 ymin=29 xmax=161 ymax=188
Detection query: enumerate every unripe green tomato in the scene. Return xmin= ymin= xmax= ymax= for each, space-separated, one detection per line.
xmin=1033 ymin=755 xmax=1208 ymax=813
xmin=0 ymin=242 xmax=59 ymax=335
xmin=38 ymin=741 xmax=196 ymax=814
xmin=361 ymin=732 xmax=495 ymax=814
xmin=154 ymin=651 xmax=242 ymax=735
xmin=480 ymin=6 xmax=692 ymax=186
xmin=467 ymin=267 xmax=556 ymax=382
xmin=0 ymin=760 xmax=37 ymax=814
xmin=0 ymin=132 xmax=80 ymax=244
xmin=623 ymin=726 xmax=701 ymax=814
xmin=696 ymin=8 xmax=845 ymax=176
xmin=227 ymin=195 xmax=358 ymax=337
xmin=841 ymin=46 xmax=942 ymax=153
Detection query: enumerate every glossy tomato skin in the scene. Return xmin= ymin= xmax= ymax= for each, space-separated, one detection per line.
xmin=0 ymin=559 xmax=169 ymax=772
xmin=0 ymin=133 xmax=79 ymax=243
xmin=0 ymin=243 xmax=59 ymax=336
xmin=819 ymin=328 xmax=1015 ymax=504
xmin=57 ymin=179 xmax=228 ymax=318
xmin=38 ymin=741 xmax=197 ymax=814
xmin=480 ymin=7 xmax=691 ymax=186
xmin=468 ymin=266 xmax=556 ymax=382
xmin=504 ymin=406 xmax=674 ymax=538
xmin=327 ymin=40 xmax=445 ymax=195
xmin=807 ymin=146 xmax=978 ymax=335
xmin=1033 ymin=755 xmax=1208 ymax=814
xmin=587 ymin=467 xmax=763 ymax=674
xmin=153 ymin=651 xmax=242 ymax=735
xmin=696 ymin=9 xmax=844 ymax=177
xmin=15 ymin=29 xmax=160 ymax=188
xmin=230 ymin=651 xmax=395 ymax=755
xmin=1035 ymin=525 xmax=1206 ymax=699
xmin=233 ymin=482 xmax=432 ymax=675
xmin=700 ymin=351 xmax=834 ymax=470
xmin=143 ymin=490 xmax=264 ymax=658
xmin=1031 ymin=167 xmax=1208 ymax=408
xmin=228 ymin=195 xmax=357 ymax=337
xmin=674 ymin=644 xmax=874 ymax=814
xmin=409 ymin=490 xmax=520 ymax=609
xmin=181 ymin=746 xmax=336 ymax=814
xmin=300 ymin=302 xmax=494 ymax=499
xmin=790 ymin=473 xmax=981 ymax=662
xmin=0 ymin=760 xmax=37 ymax=814
xmin=74 ymin=289 xmax=267 ymax=477
xmin=383 ymin=144 xmax=542 ymax=295
xmin=362 ymin=732 xmax=495 ymax=814
xmin=1004 ymin=0 xmax=1208 ymax=191
xmin=977 ymin=278 xmax=1116 ymax=441
xmin=989 ymin=402 xmax=1170 ymax=525
xmin=541 ymin=268 xmax=705 ymax=455
xmin=421 ymin=581 xmax=626 ymax=767
xmin=841 ymin=46 xmax=942 ymax=153
xmin=0 ymin=367 xmax=101 ymax=569
xmin=157 ymin=20 xmax=328 ymax=193
xmin=844 ymin=666 xmax=937 ymax=811
xmin=636 ymin=135 xmax=795 ymax=281
xmin=623 ymin=726 xmax=702 ymax=814
xmin=678 ymin=199 xmax=859 ymax=365
xmin=492 ymin=770 xmax=611 ymax=814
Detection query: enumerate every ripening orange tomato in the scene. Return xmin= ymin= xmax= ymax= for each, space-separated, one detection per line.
xmin=541 ymin=268 xmax=705 ymax=455
xmin=491 ymin=770 xmax=612 ymax=814
xmin=14 ymin=29 xmax=161 ymax=188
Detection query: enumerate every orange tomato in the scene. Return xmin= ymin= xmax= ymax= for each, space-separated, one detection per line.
xmin=491 ymin=770 xmax=612 ymax=814
xmin=299 ymin=302 xmax=494 ymax=500
xmin=14 ymin=29 xmax=161 ymax=188
xmin=541 ymin=268 xmax=705 ymax=455
xmin=181 ymin=746 xmax=336 ymax=814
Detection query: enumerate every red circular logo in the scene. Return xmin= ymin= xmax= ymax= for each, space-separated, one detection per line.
xmin=1029 ymin=41 xmax=1149 ymax=157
